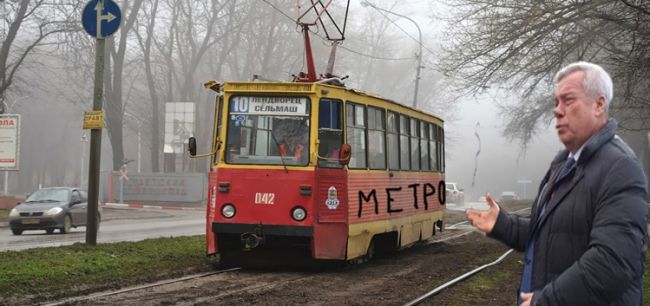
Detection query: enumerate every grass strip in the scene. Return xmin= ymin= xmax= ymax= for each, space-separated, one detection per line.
xmin=0 ymin=209 xmax=9 ymax=218
xmin=0 ymin=235 xmax=215 ymax=302
xmin=439 ymin=249 xmax=650 ymax=304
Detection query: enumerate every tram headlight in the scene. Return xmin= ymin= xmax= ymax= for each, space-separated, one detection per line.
xmin=221 ymin=204 xmax=236 ymax=219
xmin=291 ymin=206 xmax=307 ymax=222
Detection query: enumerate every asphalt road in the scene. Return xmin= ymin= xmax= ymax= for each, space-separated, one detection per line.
xmin=0 ymin=208 xmax=204 ymax=252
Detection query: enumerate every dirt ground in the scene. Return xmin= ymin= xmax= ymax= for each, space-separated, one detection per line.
xmin=58 ymin=204 xmax=527 ymax=306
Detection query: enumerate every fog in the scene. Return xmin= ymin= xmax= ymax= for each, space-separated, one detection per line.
xmin=1 ymin=0 xmax=633 ymax=198
xmin=445 ymin=92 xmax=562 ymax=201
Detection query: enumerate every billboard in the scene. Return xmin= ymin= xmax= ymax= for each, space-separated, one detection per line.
xmin=164 ymin=102 xmax=195 ymax=154
xmin=0 ymin=114 xmax=20 ymax=170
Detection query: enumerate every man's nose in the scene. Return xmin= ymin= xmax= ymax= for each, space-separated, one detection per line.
xmin=554 ymin=103 xmax=563 ymax=118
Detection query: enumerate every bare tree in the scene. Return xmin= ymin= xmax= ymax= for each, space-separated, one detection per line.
xmin=103 ymin=0 xmax=143 ymax=171
xmin=133 ymin=0 xmax=162 ymax=172
xmin=439 ymin=0 xmax=650 ymax=141
xmin=0 ymin=0 xmax=79 ymax=110
xmin=438 ymin=0 xmax=650 ymax=190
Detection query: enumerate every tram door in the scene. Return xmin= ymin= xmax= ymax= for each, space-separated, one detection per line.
xmin=313 ymin=98 xmax=347 ymax=259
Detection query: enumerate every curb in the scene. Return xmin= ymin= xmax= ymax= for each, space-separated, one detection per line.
xmin=101 ymin=203 xmax=203 ymax=211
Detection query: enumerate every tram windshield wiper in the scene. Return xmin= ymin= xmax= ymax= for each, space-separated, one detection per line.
xmin=270 ymin=132 xmax=289 ymax=174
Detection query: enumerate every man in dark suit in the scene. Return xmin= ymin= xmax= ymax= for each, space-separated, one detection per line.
xmin=466 ymin=62 xmax=648 ymax=305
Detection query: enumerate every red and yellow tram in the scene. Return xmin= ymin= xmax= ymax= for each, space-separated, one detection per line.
xmin=189 ymin=80 xmax=446 ymax=261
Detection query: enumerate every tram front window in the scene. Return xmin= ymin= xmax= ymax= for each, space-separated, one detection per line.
xmin=225 ymin=96 xmax=310 ymax=166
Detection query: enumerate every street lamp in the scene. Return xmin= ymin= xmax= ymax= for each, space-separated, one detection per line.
xmin=123 ymin=111 xmax=143 ymax=172
xmin=361 ymin=1 xmax=423 ymax=108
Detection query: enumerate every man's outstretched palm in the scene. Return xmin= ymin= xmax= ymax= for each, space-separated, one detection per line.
xmin=465 ymin=193 xmax=500 ymax=234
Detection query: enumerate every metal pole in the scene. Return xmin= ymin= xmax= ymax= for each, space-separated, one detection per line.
xmin=86 ymin=36 xmax=104 ymax=245
xmin=362 ymin=2 xmax=423 ymax=108
xmin=414 ymin=28 xmax=422 ymax=108
xmin=137 ymin=126 xmax=141 ymax=172
xmin=80 ymin=133 xmax=86 ymax=188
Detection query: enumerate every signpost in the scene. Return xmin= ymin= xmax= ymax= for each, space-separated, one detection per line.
xmin=81 ymin=0 xmax=121 ymax=245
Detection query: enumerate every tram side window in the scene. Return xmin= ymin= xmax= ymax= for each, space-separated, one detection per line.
xmin=399 ymin=115 xmax=410 ymax=170
xmin=429 ymin=123 xmax=438 ymax=171
xmin=410 ymin=119 xmax=420 ymax=170
xmin=387 ymin=111 xmax=399 ymax=170
xmin=346 ymin=102 xmax=366 ymax=169
xmin=318 ymin=99 xmax=343 ymax=168
xmin=368 ymin=106 xmax=386 ymax=170
xmin=420 ymin=121 xmax=429 ymax=171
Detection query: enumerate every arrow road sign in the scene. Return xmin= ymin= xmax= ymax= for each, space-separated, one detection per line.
xmin=81 ymin=0 xmax=121 ymax=38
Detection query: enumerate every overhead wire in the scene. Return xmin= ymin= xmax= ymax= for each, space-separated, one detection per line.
xmin=365 ymin=1 xmax=439 ymax=58
xmin=260 ymin=0 xmax=414 ymax=62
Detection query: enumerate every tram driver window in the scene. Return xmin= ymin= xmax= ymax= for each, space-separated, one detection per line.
xmin=225 ymin=95 xmax=311 ymax=166
xmin=318 ymin=99 xmax=343 ymax=168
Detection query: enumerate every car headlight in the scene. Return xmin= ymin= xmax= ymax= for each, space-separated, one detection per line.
xmin=44 ymin=207 xmax=63 ymax=216
xmin=291 ymin=206 xmax=307 ymax=221
xmin=9 ymin=208 xmax=18 ymax=217
xmin=221 ymin=204 xmax=236 ymax=218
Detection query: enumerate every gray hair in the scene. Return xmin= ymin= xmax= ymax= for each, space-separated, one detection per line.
xmin=554 ymin=61 xmax=614 ymax=111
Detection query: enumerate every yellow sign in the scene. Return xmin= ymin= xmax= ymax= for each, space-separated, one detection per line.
xmin=83 ymin=110 xmax=104 ymax=129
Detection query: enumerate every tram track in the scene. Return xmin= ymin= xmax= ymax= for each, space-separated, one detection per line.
xmin=43 ymin=206 xmax=531 ymax=306
xmin=403 ymin=206 xmax=531 ymax=305
xmin=44 ymin=268 xmax=243 ymax=306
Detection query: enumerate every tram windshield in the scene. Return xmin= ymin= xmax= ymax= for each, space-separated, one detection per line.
xmin=225 ymin=96 xmax=310 ymax=166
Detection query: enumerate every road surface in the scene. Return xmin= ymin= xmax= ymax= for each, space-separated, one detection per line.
xmin=0 ymin=208 xmax=204 ymax=251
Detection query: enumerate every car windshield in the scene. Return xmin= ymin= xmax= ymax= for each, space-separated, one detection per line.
xmin=25 ymin=189 xmax=69 ymax=203
xmin=225 ymin=96 xmax=310 ymax=166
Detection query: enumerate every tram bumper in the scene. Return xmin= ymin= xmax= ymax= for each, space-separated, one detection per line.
xmin=213 ymin=222 xmax=313 ymax=250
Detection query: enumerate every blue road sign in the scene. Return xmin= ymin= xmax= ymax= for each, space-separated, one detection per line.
xmin=82 ymin=0 xmax=121 ymax=38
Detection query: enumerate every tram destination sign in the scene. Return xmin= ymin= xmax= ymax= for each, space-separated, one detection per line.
xmin=230 ymin=96 xmax=308 ymax=116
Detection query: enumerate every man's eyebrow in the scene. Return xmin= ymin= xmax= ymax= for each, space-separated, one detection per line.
xmin=558 ymin=91 xmax=576 ymax=99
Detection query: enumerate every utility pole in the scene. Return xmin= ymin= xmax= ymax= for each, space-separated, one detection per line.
xmin=81 ymin=0 xmax=122 ymax=245
xmin=361 ymin=1 xmax=423 ymax=108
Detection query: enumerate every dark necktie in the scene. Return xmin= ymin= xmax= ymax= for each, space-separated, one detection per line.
xmin=537 ymin=157 xmax=576 ymax=216
xmin=556 ymin=157 xmax=576 ymax=183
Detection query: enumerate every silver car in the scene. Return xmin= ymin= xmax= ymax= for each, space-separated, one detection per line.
xmin=8 ymin=187 xmax=101 ymax=235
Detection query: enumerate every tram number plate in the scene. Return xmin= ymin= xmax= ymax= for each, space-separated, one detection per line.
xmin=254 ymin=193 xmax=275 ymax=204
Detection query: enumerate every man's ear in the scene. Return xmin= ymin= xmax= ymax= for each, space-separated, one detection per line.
xmin=595 ymin=96 xmax=606 ymax=116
